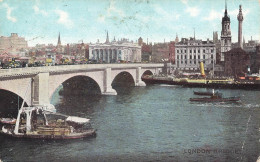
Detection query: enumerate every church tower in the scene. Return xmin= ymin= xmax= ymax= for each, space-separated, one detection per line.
xmin=57 ymin=32 xmax=62 ymax=53
xmin=220 ymin=0 xmax=232 ymax=61
xmin=175 ymin=33 xmax=179 ymax=43
xmin=237 ymin=5 xmax=244 ymax=49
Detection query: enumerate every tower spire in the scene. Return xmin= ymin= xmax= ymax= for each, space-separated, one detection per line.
xmin=57 ymin=32 xmax=61 ymax=46
xmin=193 ymin=28 xmax=195 ymax=40
xmin=105 ymin=30 xmax=109 ymax=43
xmin=225 ymin=0 xmax=228 ymax=16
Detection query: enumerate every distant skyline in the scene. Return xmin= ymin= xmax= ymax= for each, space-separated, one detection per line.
xmin=0 ymin=0 xmax=259 ymax=46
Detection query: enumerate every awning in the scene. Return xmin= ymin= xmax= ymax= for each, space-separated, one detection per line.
xmin=66 ymin=116 xmax=90 ymax=124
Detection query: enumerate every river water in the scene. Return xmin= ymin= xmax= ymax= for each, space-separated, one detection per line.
xmin=0 ymin=85 xmax=259 ymax=162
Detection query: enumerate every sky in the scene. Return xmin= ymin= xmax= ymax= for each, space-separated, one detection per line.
xmin=0 ymin=0 xmax=259 ymax=46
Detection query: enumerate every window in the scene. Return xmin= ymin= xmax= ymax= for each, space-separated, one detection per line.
xmin=194 ymin=55 xmax=196 ymax=59
xmin=211 ymin=55 xmax=213 ymax=59
xmin=181 ymin=55 xmax=183 ymax=59
xmin=185 ymin=61 xmax=187 ymax=64
xmin=194 ymin=61 xmax=196 ymax=64
xmin=198 ymin=55 xmax=200 ymax=59
xmin=185 ymin=50 xmax=186 ymax=53
xmin=190 ymin=55 xmax=192 ymax=59
xmin=198 ymin=50 xmax=200 ymax=53
xmin=190 ymin=50 xmax=192 ymax=53
xmin=185 ymin=55 xmax=187 ymax=59
xmin=211 ymin=49 xmax=214 ymax=53
xmin=194 ymin=49 xmax=196 ymax=53
xmin=203 ymin=49 xmax=205 ymax=53
xmin=211 ymin=60 xmax=213 ymax=64
xmin=177 ymin=50 xmax=179 ymax=53
xmin=203 ymin=55 xmax=205 ymax=59
xmin=177 ymin=55 xmax=179 ymax=59
xmin=181 ymin=50 xmax=182 ymax=53
xmin=181 ymin=61 xmax=183 ymax=64
xmin=190 ymin=61 xmax=192 ymax=64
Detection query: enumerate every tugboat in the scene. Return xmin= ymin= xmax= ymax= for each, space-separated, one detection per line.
xmin=0 ymin=104 xmax=96 ymax=139
xmin=190 ymin=90 xmax=240 ymax=102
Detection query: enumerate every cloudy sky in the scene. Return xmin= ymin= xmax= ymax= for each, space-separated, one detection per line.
xmin=0 ymin=0 xmax=259 ymax=46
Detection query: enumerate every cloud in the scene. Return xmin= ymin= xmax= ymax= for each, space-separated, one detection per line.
xmin=3 ymin=3 xmax=16 ymax=22
xmin=0 ymin=0 xmax=3 ymax=2
xmin=153 ymin=4 xmax=180 ymax=21
xmin=203 ymin=10 xmax=222 ymax=21
xmin=97 ymin=0 xmax=125 ymax=23
xmin=55 ymin=9 xmax=73 ymax=28
xmin=181 ymin=0 xmax=188 ymax=4
xmin=33 ymin=5 xmax=48 ymax=16
xmin=185 ymin=6 xmax=200 ymax=17
xmin=229 ymin=8 xmax=250 ymax=17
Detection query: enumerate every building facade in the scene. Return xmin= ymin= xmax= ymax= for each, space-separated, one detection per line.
xmin=220 ymin=3 xmax=232 ymax=61
xmin=224 ymin=48 xmax=250 ymax=77
xmin=0 ymin=33 xmax=28 ymax=53
xmin=151 ymin=42 xmax=169 ymax=63
xmin=89 ymin=35 xmax=141 ymax=63
xmin=174 ymin=38 xmax=216 ymax=72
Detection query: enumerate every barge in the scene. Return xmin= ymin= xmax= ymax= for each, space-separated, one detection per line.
xmin=0 ymin=105 xmax=96 ymax=139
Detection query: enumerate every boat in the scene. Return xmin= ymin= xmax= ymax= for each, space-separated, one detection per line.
xmin=193 ymin=91 xmax=214 ymax=96
xmin=0 ymin=105 xmax=96 ymax=139
xmin=190 ymin=93 xmax=240 ymax=102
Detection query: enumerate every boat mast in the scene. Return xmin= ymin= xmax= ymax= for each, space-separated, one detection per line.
xmin=14 ymin=80 xmax=31 ymax=134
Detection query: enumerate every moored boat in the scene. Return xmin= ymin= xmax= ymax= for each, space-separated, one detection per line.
xmin=0 ymin=105 xmax=96 ymax=139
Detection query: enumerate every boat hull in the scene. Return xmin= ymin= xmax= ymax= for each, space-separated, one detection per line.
xmin=190 ymin=98 xmax=240 ymax=102
xmin=0 ymin=129 xmax=96 ymax=139
xmin=142 ymin=77 xmax=260 ymax=89
xmin=193 ymin=91 xmax=213 ymax=96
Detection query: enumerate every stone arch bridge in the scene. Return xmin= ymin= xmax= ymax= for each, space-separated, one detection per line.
xmin=0 ymin=64 xmax=164 ymax=106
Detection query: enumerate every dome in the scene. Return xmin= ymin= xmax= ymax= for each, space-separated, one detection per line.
xmin=222 ymin=15 xmax=230 ymax=22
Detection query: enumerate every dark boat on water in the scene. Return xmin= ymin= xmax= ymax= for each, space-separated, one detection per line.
xmin=193 ymin=91 xmax=214 ymax=96
xmin=190 ymin=93 xmax=240 ymax=102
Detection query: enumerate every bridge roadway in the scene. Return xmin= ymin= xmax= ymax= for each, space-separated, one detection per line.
xmin=0 ymin=63 xmax=164 ymax=106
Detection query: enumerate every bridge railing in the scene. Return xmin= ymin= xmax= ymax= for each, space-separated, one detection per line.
xmin=0 ymin=63 xmax=164 ymax=77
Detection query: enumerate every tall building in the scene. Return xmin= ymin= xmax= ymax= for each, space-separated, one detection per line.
xmin=174 ymin=38 xmax=216 ymax=72
xmin=138 ymin=37 xmax=143 ymax=46
xmin=213 ymin=31 xmax=218 ymax=44
xmin=237 ymin=5 xmax=244 ymax=48
xmin=220 ymin=1 xmax=232 ymax=61
xmin=0 ymin=33 xmax=28 ymax=53
xmin=89 ymin=33 xmax=141 ymax=63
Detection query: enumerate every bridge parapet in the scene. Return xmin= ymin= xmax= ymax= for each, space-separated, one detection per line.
xmin=0 ymin=63 xmax=164 ymax=78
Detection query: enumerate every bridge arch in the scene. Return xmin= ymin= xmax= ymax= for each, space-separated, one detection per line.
xmin=112 ymin=71 xmax=135 ymax=88
xmin=49 ymin=71 xmax=104 ymax=101
xmin=58 ymin=75 xmax=101 ymax=96
xmin=0 ymin=78 xmax=32 ymax=105
xmin=0 ymin=89 xmax=28 ymax=117
xmin=142 ymin=70 xmax=154 ymax=77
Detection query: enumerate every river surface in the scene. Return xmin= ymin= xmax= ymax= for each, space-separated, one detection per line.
xmin=0 ymin=85 xmax=259 ymax=162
